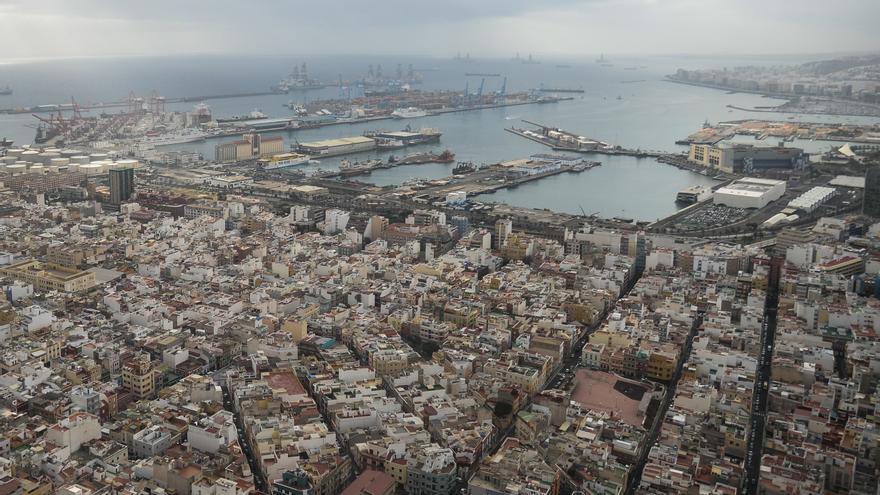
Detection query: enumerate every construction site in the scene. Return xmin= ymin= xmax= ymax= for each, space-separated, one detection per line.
xmin=678 ymin=119 xmax=880 ymax=145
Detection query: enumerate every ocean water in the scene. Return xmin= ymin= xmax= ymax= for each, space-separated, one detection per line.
xmin=1 ymin=54 xmax=876 ymax=220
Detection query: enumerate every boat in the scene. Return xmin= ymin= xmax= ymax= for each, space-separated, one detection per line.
xmin=0 ymin=138 xmax=13 ymax=147
xmin=676 ymin=185 xmax=712 ymax=205
xmin=216 ymin=109 xmax=268 ymax=123
xmin=391 ymin=107 xmax=428 ymax=119
xmin=434 ymin=150 xmax=455 ymax=163
xmin=145 ymin=128 xmax=209 ymax=146
xmin=338 ymin=158 xmax=383 ymax=177
xmin=259 ymin=152 xmax=311 ymax=170
xmin=376 ymin=137 xmax=406 ymax=149
xmin=0 ymin=86 xmax=11 ymax=96
xmin=538 ymin=87 xmax=585 ymax=93
xmin=452 ymin=161 xmax=476 ymax=174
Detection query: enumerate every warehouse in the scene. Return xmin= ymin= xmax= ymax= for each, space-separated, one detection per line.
xmin=713 ymin=177 xmax=786 ymax=209
xmin=296 ymin=136 xmax=376 ymax=157
xmin=787 ymin=186 xmax=837 ymax=213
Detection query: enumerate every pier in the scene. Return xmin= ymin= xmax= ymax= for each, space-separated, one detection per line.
xmin=506 ymin=121 xmax=664 ymax=158
xmin=392 ymin=158 xmax=601 ymax=203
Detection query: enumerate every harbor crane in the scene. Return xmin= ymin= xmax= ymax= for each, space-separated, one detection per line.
xmin=496 ymin=77 xmax=507 ymax=103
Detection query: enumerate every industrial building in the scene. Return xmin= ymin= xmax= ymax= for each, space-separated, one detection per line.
xmin=215 ymin=133 xmax=284 ymax=162
xmin=688 ymin=142 xmax=806 ymax=173
xmin=296 ymin=136 xmax=376 ymax=157
xmin=713 ymin=177 xmax=786 ymax=208
xmin=787 ymin=186 xmax=836 ymax=213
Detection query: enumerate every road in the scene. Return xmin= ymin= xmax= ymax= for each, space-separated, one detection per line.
xmin=624 ymin=310 xmax=704 ymax=494
xmin=741 ymin=258 xmax=782 ymax=495
xmin=221 ymin=383 xmax=268 ymax=492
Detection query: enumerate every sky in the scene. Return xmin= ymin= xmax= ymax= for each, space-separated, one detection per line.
xmin=0 ymin=0 xmax=878 ymax=60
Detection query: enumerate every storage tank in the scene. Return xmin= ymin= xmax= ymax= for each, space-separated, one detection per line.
xmin=79 ymin=163 xmax=104 ymax=175
xmin=117 ymin=159 xmax=140 ymax=169
xmin=60 ymin=148 xmax=81 ymax=157
xmin=50 ymin=157 xmax=70 ymax=167
xmin=70 ymin=155 xmax=91 ymax=164
xmin=6 ymin=163 xmax=26 ymax=175
xmin=5 ymin=148 xmax=24 ymax=157
xmin=28 ymin=164 xmax=45 ymax=174
xmin=89 ymin=153 xmax=109 ymax=161
xmin=21 ymin=150 xmax=40 ymax=161
xmin=1 ymin=156 xmax=17 ymax=165
xmin=38 ymin=152 xmax=61 ymax=164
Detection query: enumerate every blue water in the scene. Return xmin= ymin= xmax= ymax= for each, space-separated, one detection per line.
xmin=1 ymin=54 xmax=877 ymax=220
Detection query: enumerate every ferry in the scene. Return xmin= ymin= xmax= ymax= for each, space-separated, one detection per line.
xmin=145 ymin=128 xmax=209 ymax=146
xmin=676 ymin=185 xmax=713 ymax=204
xmin=376 ymin=137 xmax=406 ymax=149
xmin=216 ymin=109 xmax=268 ymax=123
xmin=259 ymin=152 xmax=311 ymax=170
xmin=391 ymin=107 xmax=428 ymax=119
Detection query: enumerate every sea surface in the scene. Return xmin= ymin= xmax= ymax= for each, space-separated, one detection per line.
xmin=1 ymin=54 xmax=877 ymax=220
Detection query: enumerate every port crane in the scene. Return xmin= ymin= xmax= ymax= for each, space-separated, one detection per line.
xmin=496 ymin=77 xmax=507 ymax=103
xmin=31 ymin=96 xmax=85 ymax=143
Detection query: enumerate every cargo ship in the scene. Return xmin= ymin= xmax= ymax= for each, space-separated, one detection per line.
xmin=452 ymin=161 xmax=476 ymax=174
xmin=676 ymin=185 xmax=712 ymax=205
xmin=537 ymin=87 xmax=585 ymax=93
xmin=259 ymin=152 xmax=311 ymax=170
xmin=216 ymin=109 xmax=268 ymax=123
xmin=390 ymin=150 xmax=455 ymax=165
xmin=391 ymin=107 xmax=428 ymax=119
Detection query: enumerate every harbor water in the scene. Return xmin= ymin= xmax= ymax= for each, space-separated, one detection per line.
xmin=1 ymin=54 xmax=877 ymax=220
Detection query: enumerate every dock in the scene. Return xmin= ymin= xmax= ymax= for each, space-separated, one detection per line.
xmin=0 ymin=91 xmax=282 ymax=114
xmin=320 ymin=151 xmax=455 ymax=179
xmin=393 ymin=157 xmax=601 ymax=203
xmin=506 ymin=121 xmax=663 ymax=158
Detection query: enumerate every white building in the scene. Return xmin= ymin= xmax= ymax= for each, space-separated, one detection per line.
xmin=46 ymin=413 xmax=101 ymax=453
xmin=713 ymin=177 xmax=786 ymax=209
xmin=446 ymin=191 xmax=467 ymax=205
xmin=132 ymin=425 xmax=174 ymax=458
xmin=188 ymin=411 xmax=238 ymax=454
xmin=322 ymin=209 xmax=350 ymax=234
xmin=20 ymin=305 xmax=55 ymax=333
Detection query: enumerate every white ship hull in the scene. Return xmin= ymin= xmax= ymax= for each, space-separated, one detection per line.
xmin=391 ymin=107 xmax=428 ymax=119
xmin=264 ymin=156 xmax=311 ymax=170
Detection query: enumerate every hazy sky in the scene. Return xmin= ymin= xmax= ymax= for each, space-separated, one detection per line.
xmin=1 ymin=0 xmax=878 ymax=60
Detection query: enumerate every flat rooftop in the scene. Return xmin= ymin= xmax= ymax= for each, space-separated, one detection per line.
xmin=299 ymin=136 xmax=374 ymax=148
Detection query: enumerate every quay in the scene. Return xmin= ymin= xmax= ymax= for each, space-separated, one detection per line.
xmin=506 ymin=121 xmax=663 ymax=158
xmin=392 ymin=156 xmax=601 ymax=203
xmin=317 ymin=150 xmax=456 ymax=179
xmin=0 ymin=90 xmax=282 ymax=114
